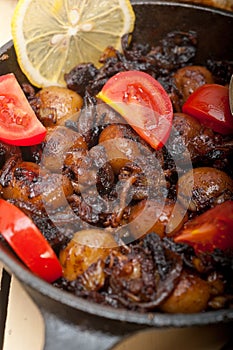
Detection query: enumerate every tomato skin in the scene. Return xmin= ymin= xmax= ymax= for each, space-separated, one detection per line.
xmin=0 ymin=73 xmax=46 ymax=146
xmin=0 ymin=199 xmax=62 ymax=282
xmin=182 ymin=84 xmax=233 ymax=135
xmin=174 ymin=201 xmax=233 ymax=254
xmin=97 ymin=71 xmax=173 ymax=150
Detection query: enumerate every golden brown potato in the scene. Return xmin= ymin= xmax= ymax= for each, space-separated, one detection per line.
xmin=39 ymin=172 xmax=73 ymax=211
xmin=1 ymin=161 xmax=40 ymax=204
xmin=60 ymin=229 xmax=118 ymax=282
xmin=35 ymin=86 xmax=83 ymax=127
xmin=159 ymin=271 xmax=210 ymax=313
xmin=1 ymin=161 xmax=73 ymax=211
xmin=99 ymin=124 xmax=141 ymax=174
xmin=173 ymin=65 xmax=214 ymax=110
xmin=99 ymin=124 xmax=126 ymax=142
xmin=129 ymin=199 xmax=188 ymax=239
xmin=63 ymin=133 xmax=88 ymax=175
xmin=42 ymin=126 xmax=87 ymax=172
xmin=177 ymin=167 xmax=233 ymax=212
xmin=171 ymin=113 xmax=215 ymax=163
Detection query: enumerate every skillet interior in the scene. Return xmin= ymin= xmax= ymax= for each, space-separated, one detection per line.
xmin=0 ymin=0 xmax=233 ymax=330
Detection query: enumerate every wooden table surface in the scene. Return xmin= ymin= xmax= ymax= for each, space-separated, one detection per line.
xmin=0 ymin=1 xmax=232 ymax=349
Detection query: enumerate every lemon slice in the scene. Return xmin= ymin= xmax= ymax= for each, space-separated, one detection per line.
xmin=11 ymin=0 xmax=135 ymax=88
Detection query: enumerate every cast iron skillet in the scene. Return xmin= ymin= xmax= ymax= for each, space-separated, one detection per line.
xmin=0 ymin=1 xmax=233 ymax=349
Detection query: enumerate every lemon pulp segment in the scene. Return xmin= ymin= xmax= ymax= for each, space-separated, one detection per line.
xmin=11 ymin=0 xmax=135 ymax=87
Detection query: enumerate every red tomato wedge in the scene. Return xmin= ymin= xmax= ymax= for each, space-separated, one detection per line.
xmin=97 ymin=71 xmax=173 ymax=149
xmin=182 ymin=84 xmax=233 ymax=135
xmin=0 ymin=199 xmax=62 ymax=282
xmin=0 ymin=73 xmax=46 ymax=146
xmin=174 ymin=201 xmax=233 ymax=254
